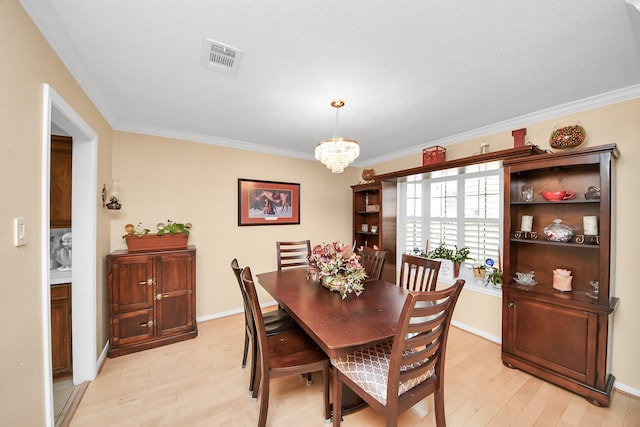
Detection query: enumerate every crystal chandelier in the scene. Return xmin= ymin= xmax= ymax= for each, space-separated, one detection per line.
xmin=315 ymin=99 xmax=360 ymax=173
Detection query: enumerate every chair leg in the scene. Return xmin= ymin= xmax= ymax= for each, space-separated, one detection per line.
xmin=242 ymin=329 xmax=249 ymax=369
xmin=322 ymin=364 xmax=330 ymax=423
xmin=332 ymin=368 xmax=343 ymax=427
xmin=258 ymin=374 xmax=270 ymax=427
xmin=252 ymin=358 xmax=261 ymax=402
xmin=249 ymin=337 xmax=258 ymax=394
xmin=434 ymin=389 xmax=446 ymax=427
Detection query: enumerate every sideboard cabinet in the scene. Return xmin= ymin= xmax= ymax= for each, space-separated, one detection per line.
xmin=107 ymin=247 xmax=197 ymax=357
xmin=501 ymin=144 xmax=619 ymax=406
xmin=352 ymin=182 xmax=397 ymax=283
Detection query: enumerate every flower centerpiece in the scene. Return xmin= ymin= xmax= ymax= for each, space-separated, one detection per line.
xmin=307 ymin=241 xmax=367 ymax=299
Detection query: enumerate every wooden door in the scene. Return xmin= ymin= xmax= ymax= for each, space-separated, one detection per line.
xmin=504 ymin=293 xmax=598 ymax=385
xmin=155 ymin=252 xmax=195 ymax=337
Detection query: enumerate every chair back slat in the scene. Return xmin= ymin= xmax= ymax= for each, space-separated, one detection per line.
xmin=276 ymin=240 xmax=311 ymax=270
xmin=387 ymin=279 xmax=465 ymax=404
xmin=360 ymin=247 xmax=388 ymax=280
xmin=398 ymin=254 xmax=441 ymax=291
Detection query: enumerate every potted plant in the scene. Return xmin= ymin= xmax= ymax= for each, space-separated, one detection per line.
xmin=472 ymin=262 xmax=486 ymax=279
xmin=427 ymin=242 xmax=471 ymax=277
xmin=123 ymin=220 xmax=192 ymax=252
xmin=487 ymin=267 xmax=503 ymax=288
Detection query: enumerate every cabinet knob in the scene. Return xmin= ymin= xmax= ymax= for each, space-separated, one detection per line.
xmin=138 ymin=278 xmax=155 ymax=286
xmin=139 ymin=320 xmax=156 ymax=328
xmin=155 ymin=293 xmax=170 ymax=301
xmin=507 ymin=302 xmax=515 ymax=308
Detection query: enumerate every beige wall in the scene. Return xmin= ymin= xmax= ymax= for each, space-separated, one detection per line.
xmin=372 ymin=98 xmax=640 ymax=393
xmin=0 ymin=1 xmax=113 ymax=424
xmin=110 ymin=132 xmax=361 ymax=315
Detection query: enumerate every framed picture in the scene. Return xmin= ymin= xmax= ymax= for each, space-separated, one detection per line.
xmin=238 ymin=179 xmax=300 ymax=226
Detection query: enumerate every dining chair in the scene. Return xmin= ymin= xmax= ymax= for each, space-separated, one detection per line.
xmin=231 ymin=259 xmax=298 ymax=393
xmin=331 ymin=279 xmax=465 ymax=427
xmin=360 ymin=246 xmax=388 ymax=280
xmin=241 ymin=266 xmax=330 ymax=426
xmin=398 ymin=253 xmax=441 ymax=292
xmin=276 ymin=240 xmax=311 ymax=270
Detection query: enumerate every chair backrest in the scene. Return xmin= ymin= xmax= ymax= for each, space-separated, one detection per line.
xmin=276 ymin=240 xmax=311 ymax=270
xmin=240 ymin=266 xmax=271 ymax=370
xmin=360 ymin=246 xmax=388 ymax=280
xmin=231 ymin=258 xmax=254 ymax=333
xmin=398 ymin=253 xmax=441 ymax=291
xmin=387 ymin=279 xmax=465 ymax=411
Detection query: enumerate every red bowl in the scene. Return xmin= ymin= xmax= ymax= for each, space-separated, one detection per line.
xmin=540 ymin=190 xmax=575 ymax=201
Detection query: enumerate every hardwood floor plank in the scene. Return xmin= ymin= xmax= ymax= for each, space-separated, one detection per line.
xmin=69 ymin=313 xmax=639 ymax=427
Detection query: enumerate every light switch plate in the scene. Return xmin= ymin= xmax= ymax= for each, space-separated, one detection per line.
xmin=14 ymin=217 xmax=26 ymax=246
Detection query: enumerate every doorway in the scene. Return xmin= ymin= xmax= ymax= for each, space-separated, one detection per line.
xmin=42 ymin=85 xmax=98 ymax=426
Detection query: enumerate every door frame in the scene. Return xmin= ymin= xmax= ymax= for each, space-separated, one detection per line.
xmin=41 ymin=84 xmax=98 ymax=425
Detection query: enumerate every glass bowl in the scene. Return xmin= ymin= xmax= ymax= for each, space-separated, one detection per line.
xmin=543 ymin=219 xmax=574 ymax=243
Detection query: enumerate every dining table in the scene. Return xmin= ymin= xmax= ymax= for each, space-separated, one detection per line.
xmin=256 ymin=267 xmax=410 ymax=415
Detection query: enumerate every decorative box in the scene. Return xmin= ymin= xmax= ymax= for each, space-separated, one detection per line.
xmin=422 ymin=146 xmax=446 ymax=166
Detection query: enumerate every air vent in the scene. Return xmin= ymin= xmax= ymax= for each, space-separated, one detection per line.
xmin=202 ymin=38 xmax=242 ymax=74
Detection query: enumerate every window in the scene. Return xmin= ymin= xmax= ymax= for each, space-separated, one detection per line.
xmin=399 ymin=163 xmax=503 ymax=290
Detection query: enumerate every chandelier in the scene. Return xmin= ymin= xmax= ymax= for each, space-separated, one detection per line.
xmin=315 ymin=99 xmax=360 ymax=173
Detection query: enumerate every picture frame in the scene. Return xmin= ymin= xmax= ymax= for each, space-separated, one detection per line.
xmin=238 ymin=178 xmax=300 ymax=226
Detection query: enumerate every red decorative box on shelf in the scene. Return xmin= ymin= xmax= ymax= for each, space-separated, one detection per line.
xmin=422 ymin=146 xmax=446 ymax=166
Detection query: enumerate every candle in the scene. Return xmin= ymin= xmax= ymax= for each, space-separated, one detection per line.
xmin=583 ymin=216 xmax=598 ymax=236
xmin=521 ymin=215 xmax=533 ymax=232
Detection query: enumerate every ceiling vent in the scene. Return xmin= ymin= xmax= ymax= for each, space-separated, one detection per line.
xmin=202 ymin=38 xmax=242 ymax=75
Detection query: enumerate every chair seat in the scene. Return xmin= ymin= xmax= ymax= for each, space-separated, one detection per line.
xmin=331 ymin=339 xmax=435 ymax=405
xmin=268 ymin=329 xmax=328 ymax=370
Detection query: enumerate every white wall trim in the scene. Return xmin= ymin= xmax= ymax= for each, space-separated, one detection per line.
xmin=451 ymin=320 xmax=501 ymax=344
xmin=43 ymin=84 xmax=99 ymax=426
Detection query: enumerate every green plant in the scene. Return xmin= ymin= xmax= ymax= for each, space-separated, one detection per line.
xmin=487 ymin=268 xmax=503 ymax=286
xmin=123 ymin=220 xmax=191 ymax=239
xmin=427 ymin=242 xmax=471 ymax=264
xmin=156 ymin=220 xmax=191 ymax=236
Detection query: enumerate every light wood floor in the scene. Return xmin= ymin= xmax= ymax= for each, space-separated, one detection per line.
xmin=71 ymin=313 xmax=639 ymax=426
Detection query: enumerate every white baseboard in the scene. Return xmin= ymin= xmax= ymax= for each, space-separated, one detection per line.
xmin=613 ymin=381 xmax=640 ymax=399
xmin=451 ymin=320 xmax=501 ymax=344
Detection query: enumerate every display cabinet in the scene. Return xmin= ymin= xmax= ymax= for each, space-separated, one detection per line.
xmin=107 ymin=247 xmax=197 ymax=357
xmin=352 ymin=182 xmax=396 ymax=283
xmin=501 ymin=144 xmax=619 ymax=406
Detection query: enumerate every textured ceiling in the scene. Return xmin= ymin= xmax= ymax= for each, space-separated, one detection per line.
xmin=20 ymin=0 xmax=640 ymax=165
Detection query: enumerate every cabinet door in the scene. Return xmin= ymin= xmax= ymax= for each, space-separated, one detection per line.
xmin=109 ymin=255 xmax=155 ymax=313
xmin=111 ymin=309 xmax=155 ymax=348
xmin=50 ymin=136 xmax=72 ymax=228
xmin=51 ymin=283 xmax=72 ymax=378
xmin=155 ymin=252 xmax=195 ymax=336
xmin=505 ymin=294 xmax=597 ymax=385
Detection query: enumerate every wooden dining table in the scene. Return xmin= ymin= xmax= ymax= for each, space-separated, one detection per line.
xmin=256 ymin=268 xmax=409 ymax=359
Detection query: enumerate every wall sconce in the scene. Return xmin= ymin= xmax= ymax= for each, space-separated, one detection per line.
xmin=102 ymin=179 xmax=122 ymax=210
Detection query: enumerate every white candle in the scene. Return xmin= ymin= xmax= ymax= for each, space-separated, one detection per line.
xmin=583 ymin=216 xmax=598 ymax=236
xmin=521 ymin=215 xmax=533 ymax=232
